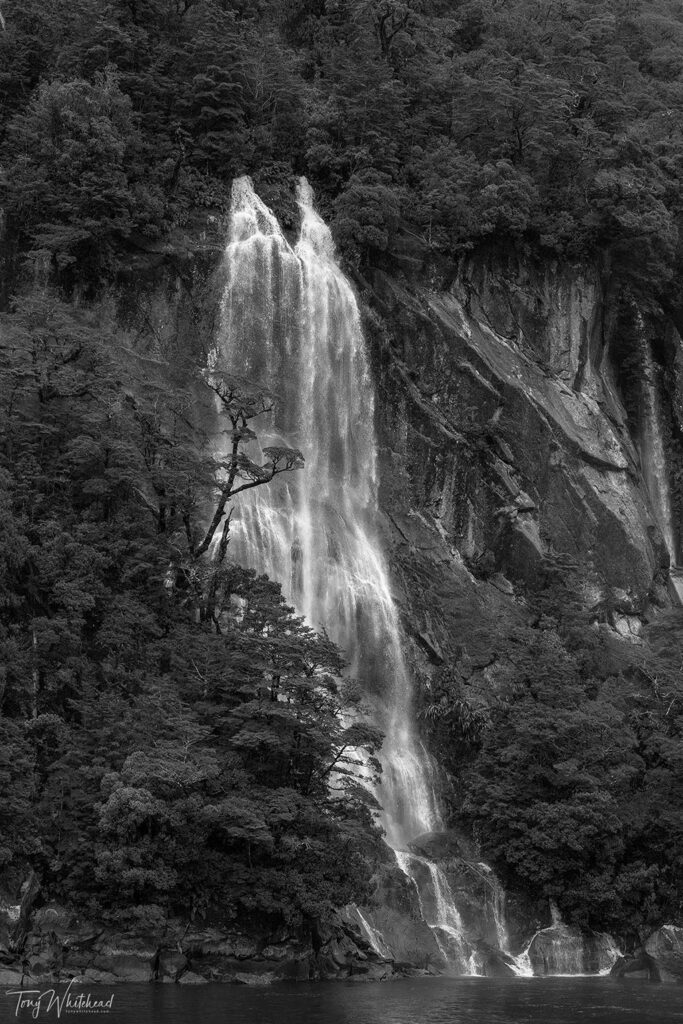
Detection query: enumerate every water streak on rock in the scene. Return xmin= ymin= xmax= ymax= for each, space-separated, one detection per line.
xmin=638 ymin=322 xmax=677 ymax=564
xmin=394 ymin=852 xmax=475 ymax=972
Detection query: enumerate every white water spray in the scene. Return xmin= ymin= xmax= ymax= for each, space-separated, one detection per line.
xmin=352 ymin=905 xmax=393 ymax=960
xmin=211 ymin=177 xmax=623 ymax=977
xmin=215 ymin=176 xmax=450 ymax=872
xmin=395 ymin=851 xmax=475 ymax=970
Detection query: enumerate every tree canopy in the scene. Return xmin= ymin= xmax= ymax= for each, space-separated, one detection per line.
xmin=1 ymin=0 xmax=682 ymax=303
xmin=421 ymin=561 xmax=683 ymax=939
xmin=3 ymin=0 xmax=683 ymax=947
xmin=0 ymin=293 xmax=382 ymax=932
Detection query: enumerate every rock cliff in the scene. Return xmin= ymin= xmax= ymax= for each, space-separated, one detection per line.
xmin=4 ymin=214 xmax=682 ymax=983
xmin=363 ymin=250 xmax=682 ymax=664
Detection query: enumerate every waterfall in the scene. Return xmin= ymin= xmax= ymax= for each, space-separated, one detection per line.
xmin=395 ymin=852 xmax=477 ymax=971
xmin=214 ymin=176 xmax=475 ymax=962
xmin=525 ymin=902 xmax=620 ymax=976
xmin=638 ymin=327 xmax=677 ymax=565
xmin=210 ymin=177 xmax=619 ymax=978
xmin=351 ymin=905 xmax=393 ymax=960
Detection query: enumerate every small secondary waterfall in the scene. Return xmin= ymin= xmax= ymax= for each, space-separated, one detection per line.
xmin=214 ymin=176 xmax=478 ymax=965
xmin=525 ymin=902 xmax=620 ymax=976
xmin=395 ymin=851 xmax=474 ymax=969
xmin=638 ymin=329 xmax=677 ymax=565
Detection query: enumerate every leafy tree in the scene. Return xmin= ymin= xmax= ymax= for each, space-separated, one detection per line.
xmin=1 ymin=68 xmax=163 ymax=288
xmin=0 ymin=293 xmax=382 ymax=934
xmin=450 ymin=565 xmax=683 ymax=935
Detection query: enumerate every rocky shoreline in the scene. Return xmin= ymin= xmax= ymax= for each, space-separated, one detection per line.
xmin=2 ymin=893 xmax=682 ymax=987
xmin=0 ymin=899 xmax=420 ymax=988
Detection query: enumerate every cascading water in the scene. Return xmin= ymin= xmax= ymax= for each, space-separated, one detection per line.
xmin=210 ymin=177 xmax=629 ymax=979
xmin=216 ymin=176 xmax=438 ymax=842
xmin=214 ymin=176 xmax=477 ymax=966
xmin=394 ymin=851 xmax=474 ymax=969
xmin=524 ymin=902 xmax=620 ymax=976
xmin=352 ymin=905 xmax=393 ymax=960
xmin=210 ymin=177 xmax=621 ymax=978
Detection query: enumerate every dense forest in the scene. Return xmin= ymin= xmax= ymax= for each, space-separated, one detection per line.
xmin=422 ymin=561 xmax=683 ymax=941
xmin=2 ymin=0 xmax=683 ymax=956
xmin=2 ymin=0 xmax=683 ymax=300
xmin=0 ymin=294 xmax=383 ymax=936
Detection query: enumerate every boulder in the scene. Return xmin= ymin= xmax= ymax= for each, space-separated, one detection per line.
xmin=644 ymin=925 xmax=683 ymax=982
xmin=178 ymin=970 xmax=208 ymax=985
xmin=475 ymin=943 xmax=517 ymax=978
xmin=528 ymin=924 xmax=618 ymax=975
xmin=233 ymin=971 xmax=276 ymax=986
xmin=77 ymin=968 xmax=120 ymax=985
xmin=611 ymin=613 xmax=642 ymax=642
xmin=610 ymin=953 xmax=659 ymax=981
xmin=92 ymin=953 xmax=155 ymax=983
xmin=43 ymin=913 xmax=101 ymax=975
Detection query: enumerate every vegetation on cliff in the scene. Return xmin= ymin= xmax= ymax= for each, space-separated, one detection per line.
xmin=0 ymin=295 xmax=382 ymax=932
xmin=2 ymin=0 xmax=683 ymax=949
xmin=2 ymin=0 xmax=683 ymax=304
xmin=423 ymin=561 xmax=683 ymax=941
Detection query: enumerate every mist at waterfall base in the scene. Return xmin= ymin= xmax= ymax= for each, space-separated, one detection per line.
xmin=212 ymin=177 xmax=614 ymax=979
xmin=12 ymin=981 xmax=681 ymax=1024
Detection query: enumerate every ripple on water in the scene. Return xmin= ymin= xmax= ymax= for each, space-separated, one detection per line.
xmin=11 ymin=978 xmax=683 ymax=1024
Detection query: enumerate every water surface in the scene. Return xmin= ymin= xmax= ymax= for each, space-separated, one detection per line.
xmin=8 ymin=978 xmax=682 ymax=1024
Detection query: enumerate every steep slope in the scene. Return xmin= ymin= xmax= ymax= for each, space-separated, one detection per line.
xmin=366 ymin=254 xmax=681 ymax=648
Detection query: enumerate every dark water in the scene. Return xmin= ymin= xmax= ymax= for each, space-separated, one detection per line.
xmin=6 ymin=978 xmax=683 ymax=1024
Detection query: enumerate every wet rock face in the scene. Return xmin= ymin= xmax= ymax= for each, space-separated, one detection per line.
xmin=610 ymin=927 xmax=683 ymax=985
xmin=409 ymin=830 xmax=476 ymax=862
xmin=610 ymin=953 xmax=660 ymax=981
xmin=528 ymin=924 xmax=618 ymax=976
xmin=0 ymin=902 xmax=398 ymax=986
xmin=358 ymin=862 xmax=445 ymax=970
xmin=473 ymin=942 xmax=517 ymax=978
xmin=369 ymin=254 xmax=677 ymax=651
xmin=364 ymin=831 xmax=529 ymax=974
xmin=644 ymin=925 xmax=683 ymax=982
xmin=94 ymin=212 xmax=226 ymax=400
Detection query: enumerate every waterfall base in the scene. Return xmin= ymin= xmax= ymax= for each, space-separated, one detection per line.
xmin=527 ymin=923 xmax=620 ymax=976
xmin=354 ymin=831 xmax=538 ymax=977
xmin=212 ymin=177 xmax=624 ymax=983
xmin=352 ymin=832 xmax=623 ymax=979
